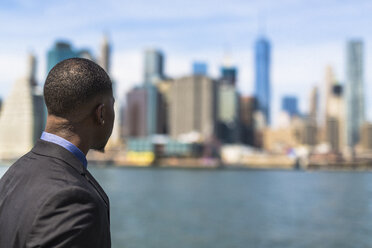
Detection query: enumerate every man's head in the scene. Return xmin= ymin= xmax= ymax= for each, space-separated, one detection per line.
xmin=44 ymin=58 xmax=115 ymax=152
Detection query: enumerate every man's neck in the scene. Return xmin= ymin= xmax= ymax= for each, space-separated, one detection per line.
xmin=45 ymin=116 xmax=90 ymax=155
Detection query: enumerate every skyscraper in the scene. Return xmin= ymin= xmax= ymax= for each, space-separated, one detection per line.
xmin=220 ymin=66 xmax=237 ymax=86
xmin=144 ymin=49 xmax=164 ymax=84
xmin=125 ymin=87 xmax=148 ymax=137
xmin=324 ymin=66 xmax=335 ymax=120
xmin=47 ymin=41 xmax=79 ymax=73
xmin=99 ymin=35 xmax=122 ymax=148
xmin=192 ymin=62 xmax=208 ymax=76
xmin=254 ymin=37 xmax=271 ymax=125
xmin=360 ymin=122 xmax=372 ymax=151
xmin=0 ymin=54 xmax=45 ymax=159
xmin=169 ymin=75 xmax=216 ymax=140
xmin=216 ymin=83 xmax=239 ymax=143
xmin=239 ymin=96 xmax=257 ymax=146
xmin=326 ymin=84 xmax=345 ymax=151
xmin=345 ymin=40 xmax=365 ymax=147
xmin=282 ymin=96 xmax=299 ymax=117
xmin=47 ymin=40 xmax=98 ymax=74
xmin=99 ymin=35 xmax=111 ymax=73
xmin=309 ymin=86 xmax=319 ymax=125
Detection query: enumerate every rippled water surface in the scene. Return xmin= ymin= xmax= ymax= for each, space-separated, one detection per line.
xmin=1 ymin=166 xmax=372 ymax=248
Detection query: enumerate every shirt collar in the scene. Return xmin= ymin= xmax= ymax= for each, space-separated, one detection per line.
xmin=40 ymin=131 xmax=88 ymax=169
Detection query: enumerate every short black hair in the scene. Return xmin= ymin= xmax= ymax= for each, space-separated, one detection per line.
xmin=44 ymin=58 xmax=112 ymax=117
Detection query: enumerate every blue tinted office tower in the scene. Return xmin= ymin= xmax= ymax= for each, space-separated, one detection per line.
xmin=220 ymin=66 xmax=237 ymax=86
xmin=47 ymin=41 xmax=79 ymax=73
xmin=193 ymin=62 xmax=208 ymax=76
xmin=345 ymin=40 xmax=365 ymax=147
xmin=282 ymin=96 xmax=299 ymax=117
xmin=254 ymin=37 xmax=271 ymax=125
xmin=144 ymin=49 xmax=164 ymax=84
xmin=145 ymin=84 xmax=158 ymax=135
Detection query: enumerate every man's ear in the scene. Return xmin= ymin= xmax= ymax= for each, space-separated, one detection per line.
xmin=95 ymin=103 xmax=105 ymax=125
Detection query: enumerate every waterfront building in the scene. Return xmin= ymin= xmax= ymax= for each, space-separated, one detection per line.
xmin=220 ymin=66 xmax=237 ymax=86
xmin=192 ymin=62 xmax=208 ymax=76
xmin=240 ymin=96 xmax=257 ymax=128
xmin=100 ymin=35 xmax=122 ymax=148
xmin=216 ymin=83 xmax=239 ymax=143
xmin=360 ymin=122 xmax=372 ymax=151
xmin=263 ymin=126 xmax=301 ymax=153
xmin=144 ymin=49 xmax=164 ymax=84
xmin=47 ymin=41 xmax=79 ymax=73
xmin=345 ymin=40 xmax=365 ymax=147
xmin=125 ymin=84 xmax=166 ymax=137
xmin=0 ymin=54 xmax=45 ymax=160
xmin=125 ymin=87 xmax=148 ymax=137
xmin=324 ymin=66 xmax=335 ymax=119
xmin=47 ymin=40 xmax=100 ymax=73
xmin=239 ymin=96 xmax=257 ymax=146
xmin=156 ymin=79 xmax=174 ymax=134
xmin=254 ymin=37 xmax=271 ymax=125
xmin=326 ymin=84 xmax=345 ymax=151
xmin=99 ymin=35 xmax=111 ymax=73
xmin=169 ymin=75 xmax=216 ymax=140
xmin=282 ymin=96 xmax=299 ymax=117
xmin=145 ymin=83 xmax=159 ymax=135
xmin=119 ymin=104 xmax=126 ymax=139
xmin=309 ymin=86 xmax=319 ymax=125
xmin=301 ymin=118 xmax=318 ymax=146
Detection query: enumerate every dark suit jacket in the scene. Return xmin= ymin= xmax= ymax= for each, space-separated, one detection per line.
xmin=0 ymin=139 xmax=111 ymax=248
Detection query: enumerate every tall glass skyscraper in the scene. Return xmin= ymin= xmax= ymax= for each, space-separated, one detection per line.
xmin=282 ymin=96 xmax=299 ymax=117
xmin=142 ymin=49 xmax=165 ymax=135
xmin=47 ymin=41 xmax=79 ymax=73
xmin=192 ymin=62 xmax=208 ymax=76
xmin=345 ymin=40 xmax=365 ymax=147
xmin=220 ymin=66 xmax=237 ymax=86
xmin=144 ymin=49 xmax=164 ymax=84
xmin=254 ymin=37 xmax=271 ymax=125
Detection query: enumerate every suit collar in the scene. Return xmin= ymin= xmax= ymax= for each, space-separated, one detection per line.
xmin=32 ymin=139 xmax=85 ymax=175
xmin=40 ymin=132 xmax=87 ymax=169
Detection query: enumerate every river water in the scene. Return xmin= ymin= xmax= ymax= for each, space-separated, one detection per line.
xmin=1 ymin=166 xmax=372 ymax=248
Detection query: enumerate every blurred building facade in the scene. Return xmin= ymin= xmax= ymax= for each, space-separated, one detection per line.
xmin=345 ymin=40 xmax=365 ymax=147
xmin=0 ymin=54 xmax=45 ymax=160
xmin=309 ymin=86 xmax=319 ymax=125
xmin=192 ymin=62 xmax=208 ymax=76
xmin=47 ymin=41 xmax=95 ymax=73
xmin=47 ymin=41 xmax=79 ymax=73
xmin=282 ymin=96 xmax=299 ymax=117
xmin=239 ymin=96 xmax=257 ymax=146
xmin=216 ymin=83 xmax=239 ymax=143
xmin=169 ymin=75 xmax=216 ymax=141
xmin=254 ymin=37 xmax=271 ymax=125
xmin=144 ymin=49 xmax=165 ymax=84
xmin=101 ymin=35 xmax=122 ymax=148
xmin=220 ymin=66 xmax=237 ymax=86
xmin=360 ymin=122 xmax=372 ymax=151
xmin=125 ymin=87 xmax=148 ymax=137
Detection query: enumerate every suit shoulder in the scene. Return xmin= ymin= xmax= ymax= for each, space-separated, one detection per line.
xmin=26 ymin=187 xmax=104 ymax=248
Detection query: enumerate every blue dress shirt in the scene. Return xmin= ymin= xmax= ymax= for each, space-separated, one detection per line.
xmin=40 ymin=132 xmax=88 ymax=169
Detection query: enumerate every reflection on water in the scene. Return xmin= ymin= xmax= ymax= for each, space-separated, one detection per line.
xmin=2 ymin=166 xmax=372 ymax=248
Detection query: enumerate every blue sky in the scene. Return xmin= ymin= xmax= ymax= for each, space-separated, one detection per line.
xmin=0 ymin=0 xmax=371 ymax=125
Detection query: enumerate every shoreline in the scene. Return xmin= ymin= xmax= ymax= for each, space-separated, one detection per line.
xmin=3 ymin=160 xmax=372 ymax=172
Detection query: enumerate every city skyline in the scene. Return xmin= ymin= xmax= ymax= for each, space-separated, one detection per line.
xmin=0 ymin=0 xmax=371 ymax=126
